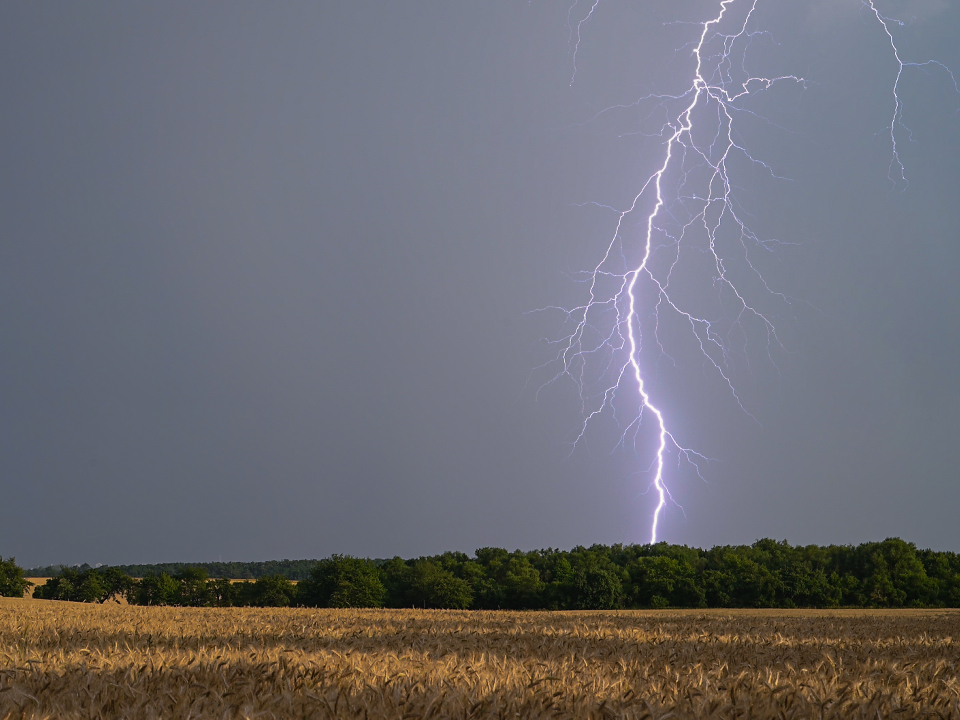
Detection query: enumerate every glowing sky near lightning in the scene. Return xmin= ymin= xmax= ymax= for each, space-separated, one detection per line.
xmin=1 ymin=1 xmax=959 ymax=567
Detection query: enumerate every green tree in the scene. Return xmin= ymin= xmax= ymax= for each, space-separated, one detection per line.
xmin=918 ymin=549 xmax=960 ymax=607
xmin=33 ymin=575 xmax=74 ymax=601
xmin=249 ymin=574 xmax=298 ymax=607
xmin=299 ymin=556 xmax=385 ymax=608
xmin=32 ymin=566 xmax=131 ymax=603
xmin=131 ymin=573 xmax=179 ymax=606
xmin=379 ymin=557 xmax=412 ymax=607
xmin=174 ymin=567 xmax=212 ymax=607
xmin=860 ymin=539 xmax=932 ymax=607
xmin=781 ymin=563 xmax=841 ymax=608
xmin=500 ymin=555 xmax=545 ymax=609
xmin=0 ymin=557 xmax=32 ymax=598
xmin=542 ymin=555 xmax=575 ymax=609
xmin=208 ymin=577 xmax=237 ymax=607
xmin=571 ymin=566 xmax=622 ymax=610
xmin=471 ymin=547 xmax=511 ymax=609
xmin=470 ymin=548 xmax=547 ymax=609
xmin=406 ymin=560 xmax=473 ymax=609
xmin=96 ymin=567 xmax=134 ymax=603
xmin=704 ymin=549 xmax=781 ymax=607
xmin=626 ymin=555 xmax=707 ymax=608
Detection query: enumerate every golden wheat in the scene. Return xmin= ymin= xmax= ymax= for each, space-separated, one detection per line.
xmin=1 ymin=598 xmax=958 ymax=719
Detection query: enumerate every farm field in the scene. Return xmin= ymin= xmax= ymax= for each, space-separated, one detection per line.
xmin=1 ymin=599 xmax=958 ymax=719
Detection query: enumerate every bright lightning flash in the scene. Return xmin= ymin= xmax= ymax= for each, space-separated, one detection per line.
xmin=535 ymin=0 xmax=956 ymax=544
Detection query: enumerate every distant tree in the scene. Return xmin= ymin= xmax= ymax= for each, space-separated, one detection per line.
xmin=545 ymin=555 xmax=575 ymax=609
xmin=0 ymin=557 xmax=31 ymax=598
xmin=173 ymin=567 xmax=212 ymax=607
xmin=380 ymin=557 xmax=412 ymax=607
xmin=703 ymin=548 xmax=781 ymax=607
xmin=860 ymin=539 xmax=933 ymax=607
xmin=249 ymin=574 xmax=298 ymax=607
xmin=32 ymin=571 xmax=75 ymax=601
xmin=32 ymin=566 xmax=132 ymax=603
xmin=405 ymin=560 xmax=473 ymax=609
xmin=299 ymin=555 xmax=385 ymax=608
xmin=31 ymin=580 xmax=61 ymax=601
xmin=571 ymin=566 xmax=622 ymax=610
xmin=918 ymin=549 xmax=960 ymax=608
xmin=465 ymin=549 xmax=545 ymax=609
xmin=21 ymin=565 xmax=63 ymax=579
xmin=471 ymin=547 xmax=511 ymax=609
xmin=558 ymin=547 xmax=626 ymax=610
xmin=208 ymin=577 xmax=237 ymax=607
xmin=78 ymin=559 xmax=320 ymax=582
xmin=96 ymin=567 xmax=134 ymax=603
xmin=781 ymin=564 xmax=841 ymax=608
xmin=625 ymin=555 xmax=705 ymax=608
xmin=500 ymin=556 xmax=545 ymax=609
xmin=131 ymin=573 xmax=179 ymax=606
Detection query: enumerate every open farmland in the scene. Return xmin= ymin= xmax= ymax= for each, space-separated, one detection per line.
xmin=1 ymin=599 xmax=958 ymax=719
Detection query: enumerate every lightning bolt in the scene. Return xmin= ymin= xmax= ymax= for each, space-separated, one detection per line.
xmin=567 ymin=0 xmax=600 ymax=86
xmin=863 ymin=0 xmax=960 ymax=190
xmin=535 ymin=1 xmax=956 ymax=544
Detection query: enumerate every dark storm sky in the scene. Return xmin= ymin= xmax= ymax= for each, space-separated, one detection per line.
xmin=2 ymin=1 xmax=958 ymax=567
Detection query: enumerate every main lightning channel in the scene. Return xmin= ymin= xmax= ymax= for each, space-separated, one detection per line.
xmin=541 ymin=0 xmax=804 ymax=544
xmin=621 ymin=0 xmax=784 ymax=544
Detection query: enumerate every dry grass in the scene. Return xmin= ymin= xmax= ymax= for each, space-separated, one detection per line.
xmin=1 ymin=598 xmax=958 ymax=719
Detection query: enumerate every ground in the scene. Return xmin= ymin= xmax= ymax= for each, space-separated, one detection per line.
xmin=1 ymin=598 xmax=958 ymax=718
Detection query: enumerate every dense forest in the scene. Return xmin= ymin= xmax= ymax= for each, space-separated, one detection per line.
xmin=11 ymin=538 xmax=960 ymax=609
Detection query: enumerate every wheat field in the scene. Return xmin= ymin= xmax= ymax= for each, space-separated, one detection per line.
xmin=1 ymin=598 xmax=958 ymax=719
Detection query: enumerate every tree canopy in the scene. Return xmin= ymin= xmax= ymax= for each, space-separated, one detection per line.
xmin=0 ymin=557 xmax=32 ymax=598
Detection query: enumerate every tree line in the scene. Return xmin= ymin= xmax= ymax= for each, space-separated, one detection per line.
xmin=7 ymin=538 xmax=960 ymax=609
xmin=23 ymin=558 xmax=319 ymax=581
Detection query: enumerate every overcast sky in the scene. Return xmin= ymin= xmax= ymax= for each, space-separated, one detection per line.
xmin=2 ymin=1 xmax=958 ymax=567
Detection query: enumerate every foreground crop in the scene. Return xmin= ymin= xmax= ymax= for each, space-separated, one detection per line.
xmin=1 ymin=600 xmax=958 ymax=719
